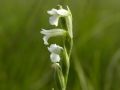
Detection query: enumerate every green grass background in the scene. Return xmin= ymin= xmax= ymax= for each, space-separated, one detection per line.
xmin=0 ymin=0 xmax=120 ymax=90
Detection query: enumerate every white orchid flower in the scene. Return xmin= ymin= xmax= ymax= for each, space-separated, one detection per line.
xmin=48 ymin=44 xmax=63 ymax=54
xmin=50 ymin=53 xmax=60 ymax=63
xmin=40 ymin=29 xmax=66 ymax=45
xmin=48 ymin=44 xmax=63 ymax=63
xmin=47 ymin=7 xmax=70 ymax=26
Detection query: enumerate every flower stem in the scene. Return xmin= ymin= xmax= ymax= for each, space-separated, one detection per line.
xmin=53 ymin=63 xmax=66 ymax=90
xmin=60 ymin=5 xmax=73 ymax=90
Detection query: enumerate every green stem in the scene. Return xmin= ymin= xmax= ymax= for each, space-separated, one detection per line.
xmin=60 ymin=5 xmax=73 ymax=90
xmin=53 ymin=63 xmax=66 ymax=90
xmin=54 ymin=3 xmax=73 ymax=90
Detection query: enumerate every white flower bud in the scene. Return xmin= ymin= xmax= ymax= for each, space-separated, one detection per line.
xmin=48 ymin=44 xmax=63 ymax=63
xmin=50 ymin=53 xmax=60 ymax=63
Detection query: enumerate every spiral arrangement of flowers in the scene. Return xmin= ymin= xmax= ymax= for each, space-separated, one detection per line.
xmin=41 ymin=4 xmax=73 ymax=90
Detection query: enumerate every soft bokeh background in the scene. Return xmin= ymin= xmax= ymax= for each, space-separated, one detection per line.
xmin=0 ymin=0 xmax=120 ymax=90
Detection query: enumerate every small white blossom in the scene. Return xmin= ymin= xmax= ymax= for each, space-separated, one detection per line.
xmin=50 ymin=53 xmax=60 ymax=63
xmin=40 ymin=29 xmax=66 ymax=45
xmin=48 ymin=44 xmax=63 ymax=63
xmin=47 ymin=8 xmax=70 ymax=26
xmin=48 ymin=44 xmax=63 ymax=54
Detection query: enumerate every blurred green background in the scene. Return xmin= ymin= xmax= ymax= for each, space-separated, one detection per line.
xmin=0 ymin=0 xmax=120 ymax=90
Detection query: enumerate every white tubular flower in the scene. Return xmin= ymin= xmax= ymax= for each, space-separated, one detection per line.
xmin=40 ymin=29 xmax=66 ymax=45
xmin=48 ymin=44 xmax=63 ymax=63
xmin=48 ymin=44 xmax=63 ymax=54
xmin=47 ymin=7 xmax=70 ymax=26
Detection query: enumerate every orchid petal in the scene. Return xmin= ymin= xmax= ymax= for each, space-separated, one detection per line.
xmin=50 ymin=53 xmax=60 ymax=63
xmin=40 ymin=29 xmax=66 ymax=45
xmin=48 ymin=44 xmax=63 ymax=54
xmin=49 ymin=15 xmax=59 ymax=26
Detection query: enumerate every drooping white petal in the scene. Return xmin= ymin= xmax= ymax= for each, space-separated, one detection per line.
xmin=43 ymin=36 xmax=49 ymax=45
xmin=57 ymin=9 xmax=69 ymax=16
xmin=47 ymin=9 xmax=58 ymax=15
xmin=48 ymin=8 xmax=69 ymax=16
xmin=40 ymin=29 xmax=66 ymax=45
xmin=48 ymin=44 xmax=63 ymax=54
xmin=49 ymin=15 xmax=59 ymax=26
xmin=50 ymin=53 xmax=60 ymax=63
